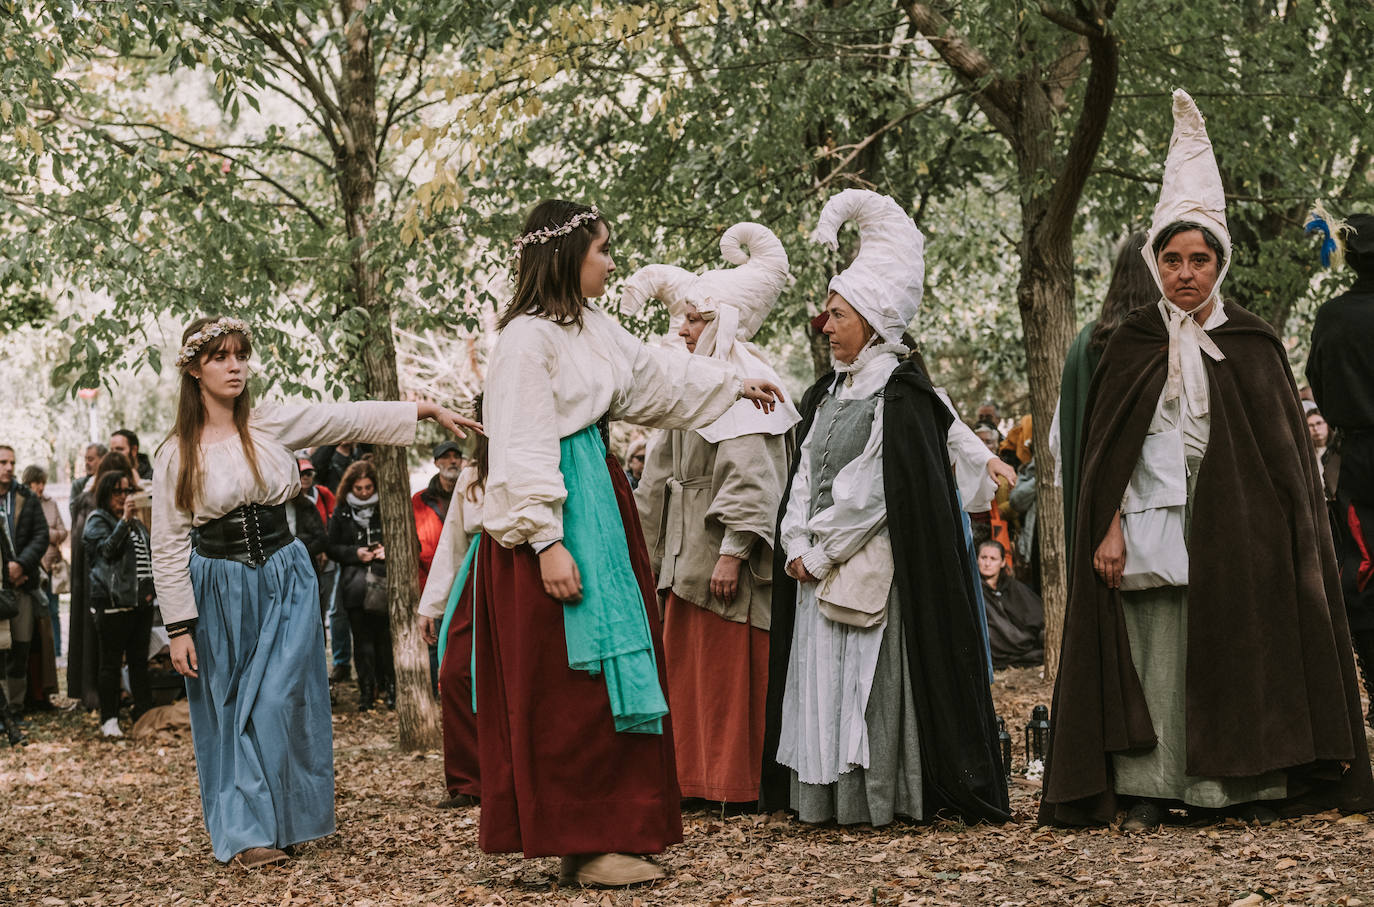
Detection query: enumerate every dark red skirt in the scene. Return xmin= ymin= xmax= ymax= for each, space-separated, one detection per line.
xmin=439 ymin=565 xmax=480 ymax=799
xmin=473 ymin=454 xmax=683 ymax=857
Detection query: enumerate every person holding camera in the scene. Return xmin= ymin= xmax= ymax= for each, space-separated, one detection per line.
xmin=327 ymin=459 xmax=393 ymax=711
xmin=83 ymin=467 xmax=156 ymax=738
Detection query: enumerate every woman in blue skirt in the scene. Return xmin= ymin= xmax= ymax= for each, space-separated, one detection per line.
xmin=152 ymin=315 xmax=477 ymax=868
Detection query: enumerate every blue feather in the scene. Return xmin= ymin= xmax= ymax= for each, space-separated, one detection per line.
xmin=1305 ymin=216 xmax=1336 ymax=267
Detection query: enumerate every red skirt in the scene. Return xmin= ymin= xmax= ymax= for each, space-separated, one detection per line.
xmin=474 ymin=454 xmax=683 ymax=857
xmin=439 ymin=565 xmax=480 ymax=799
xmin=663 ymin=593 xmax=769 ymax=802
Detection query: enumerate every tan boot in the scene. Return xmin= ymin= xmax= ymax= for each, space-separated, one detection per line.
xmin=569 ymin=853 xmax=665 ymax=887
xmin=231 ymin=847 xmax=290 ymax=869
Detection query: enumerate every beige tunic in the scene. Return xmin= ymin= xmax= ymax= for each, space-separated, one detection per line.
xmin=635 ymin=429 xmax=788 ymax=631
xmin=152 ymin=401 xmax=418 ymax=625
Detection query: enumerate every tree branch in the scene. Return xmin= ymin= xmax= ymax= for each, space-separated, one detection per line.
xmin=901 ymin=2 xmax=1018 ymax=138
xmin=1046 ymin=24 xmax=1120 ymax=244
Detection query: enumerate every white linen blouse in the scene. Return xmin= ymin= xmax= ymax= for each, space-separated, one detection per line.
xmin=152 ymin=401 xmax=418 ymax=625
xmin=417 ymin=465 xmax=484 ymax=621
xmin=482 ymin=305 xmax=743 ymax=549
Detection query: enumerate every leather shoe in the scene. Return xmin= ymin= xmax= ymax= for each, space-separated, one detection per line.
xmin=561 ymin=853 xmax=665 ymax=887
xmin=329 ymin=664 xmax=350 ymax=684
xmin=435 ymin=793 xmax=480 ymax=809
xmin=1121 ymin=800 xmax=1165 ymax=833
xmin=231 ymin=847 xmax=289 ymax=869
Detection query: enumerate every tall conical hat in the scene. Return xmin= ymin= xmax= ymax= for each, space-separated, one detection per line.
xmin=811 ymin=189 xmax=925 ymax=344
xmin=1143 ymin=89 xmax=1232 ymax=302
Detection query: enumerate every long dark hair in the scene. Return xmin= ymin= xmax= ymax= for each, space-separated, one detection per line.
xmin=166 ymin=317 xmax=264 ymax=512
xmin=94 ymin=468 xmax=134 ymax=515
xmin=467 ymin=393 xmax=488 ymax=504
xmin=1090 ymin=232 xmax=1156 ymax=353
xmin=496 ymin=200 xmax=608 ymax=332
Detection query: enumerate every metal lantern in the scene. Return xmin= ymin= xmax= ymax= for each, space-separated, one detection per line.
xmin=997 ymin=716 xmax=1013 ymax=778
xmin=1024 ymin=704 xmax=1051 ymax=763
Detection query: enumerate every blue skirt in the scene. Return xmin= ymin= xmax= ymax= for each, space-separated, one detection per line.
xmin=187 ymin=540 xmax=335 ymax=862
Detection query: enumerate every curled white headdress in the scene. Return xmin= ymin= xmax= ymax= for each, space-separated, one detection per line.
xmin=621 ymin=222 xmax=800 ymax=441
xmin=812 ymin=189 xmax=925 ymax=344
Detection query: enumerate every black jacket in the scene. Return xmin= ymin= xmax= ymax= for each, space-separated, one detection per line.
xmin=760 ymin=359 xmax=1011 ymax=824
xmin=289 ymin=492 xmax=329 ymax=561
xmin=82 ymin=508 xmax=154 ymax=611
xmin=1 ymin=483 xmax=50 ymax=591
xmin=327 ymin=500 xmax=385 ymax=577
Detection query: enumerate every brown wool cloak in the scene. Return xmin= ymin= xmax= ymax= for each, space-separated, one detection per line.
xmin=1040 ymin=301 xmax=1374 ymax=825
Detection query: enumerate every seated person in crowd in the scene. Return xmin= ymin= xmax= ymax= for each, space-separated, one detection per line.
xmin=976 ymin=540 xmax=1043 ymax=668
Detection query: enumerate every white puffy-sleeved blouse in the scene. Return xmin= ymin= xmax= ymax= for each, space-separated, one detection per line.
xmin=417 ymin=465 xmax=484 ymax=621
xmin=152 ymin=401 xmax=418 ymax=625
xmin=483 ymin=305 xmax=743 ymax=548
xmin=780 ymin=345 xmax=998 ymax=579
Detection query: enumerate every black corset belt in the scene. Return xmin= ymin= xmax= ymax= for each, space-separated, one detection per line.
xmin=194 ymin=502 xmax=293 ymax=568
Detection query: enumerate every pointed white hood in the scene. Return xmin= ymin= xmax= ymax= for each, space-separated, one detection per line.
xmin=1142 ymin=89 xmax=1232 ymax=303
xmin=620 ymin=222 xmax=800 ymax=441
xmin=812 ymin=189 xmax=925 ymax=344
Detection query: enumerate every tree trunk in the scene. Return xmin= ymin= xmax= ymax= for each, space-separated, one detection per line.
xmin=1016 ymin=226 xmax=1076 ymax=684
xmin=340 ymin=0 xmax=440 ymax=750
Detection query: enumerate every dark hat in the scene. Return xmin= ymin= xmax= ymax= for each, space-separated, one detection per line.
xmin=1346 ymin=213 xmax=1374 ymax=276
xmin=432 ymin=440 xmax=463 ymax=460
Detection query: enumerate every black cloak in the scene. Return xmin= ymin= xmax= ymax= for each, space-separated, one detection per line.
xmin=1307 ymin=271 xmax=1374 ymax=631
xmin=1041 ymin=301 xmax=1374 ymax=825
xmin=760 ymin=358 xmax=1011 ymax=824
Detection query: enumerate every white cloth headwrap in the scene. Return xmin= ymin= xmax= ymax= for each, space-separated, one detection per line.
xmin=811 ymin=189 xmax=925 ymax=344
xmin=620 ymin=222 xmax=801 ymax=442
xmin=1143 ymin=89 xmax=1228 ymax=407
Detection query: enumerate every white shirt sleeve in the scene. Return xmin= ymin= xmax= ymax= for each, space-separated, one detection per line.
xmin=151 ymin=444 xmax=198 ymax=625
xmin=937 ymin=389 xmax=998 ymax=512
xmin=798 ymin=399 xmax=889 ymax=580
xmin=417 ymin=483 xmax=471 ymax=621
xmin=779 ymin=428 xmax=815 ymax=567
xmin=609 ymin=321 xmax=743 ymax=431
xmin=483 ymin=343 xmax=566 ymax=549
xmin=254 ymin=401 xmax=418 ymax=451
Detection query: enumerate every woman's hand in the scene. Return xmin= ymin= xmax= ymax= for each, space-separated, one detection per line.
xmin=538 ymin=542 xmax=583 ymax=603
xmin=786 ymin=556 xmax=820 ymax=584
xmin=1093 ymin=511 xmax=1127 ymax=589
xmin=170 ymin=635 xmax=198 ymax=678
xmin=356 ymin=546 xmax=376 ymax=563
xmin=740 ymin=379 xmax=786 ymax=413
xmin=122 ymin=495 xmax=140 ymax=521
xmin=711 ymin=554 xmax=743 ymax=603
xmin=419 ymin=615 xmax=438 ymax=647
xmin=987 ymin=457 xmax=1017 ymax=488
xmin=419 ymin=401 xmax=483 ymax=438
xmin=373 ymin=544 xmax=386 ymax=561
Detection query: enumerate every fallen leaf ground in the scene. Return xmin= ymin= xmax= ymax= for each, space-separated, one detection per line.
xmin=5 ymin=668 xmax=1373 ymax=906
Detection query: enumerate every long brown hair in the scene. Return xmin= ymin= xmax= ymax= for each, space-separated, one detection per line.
xmin=167 ymin=316 xmax=264 ymax=512
xmin=467 ymin=393 xmax=488 ymax=504
xmin=336 ymin=458 xmax=379 ymax=504
xmin=1090 ymin=231 xmax=1156 ymax=353
xmin=496 ymin=200 xmax=608 ymax=332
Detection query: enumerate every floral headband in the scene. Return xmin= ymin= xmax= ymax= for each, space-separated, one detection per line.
xmin=512 ymin=206 xmax=601 ymax=259
xmin=175 ymin=317 xmax=253 ymax=369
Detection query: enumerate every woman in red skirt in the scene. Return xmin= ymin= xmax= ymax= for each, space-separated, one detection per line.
xmin=622 ymin=223 xmax=798 ymax=808
xmin=477 ymin=200 xmax=783 ymax=887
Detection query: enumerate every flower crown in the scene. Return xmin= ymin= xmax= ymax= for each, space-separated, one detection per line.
xmin=175 ymin=317 xmax=253 ymax=369
xmin=512 ymin=206 xmax=601 ymax=259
